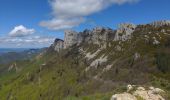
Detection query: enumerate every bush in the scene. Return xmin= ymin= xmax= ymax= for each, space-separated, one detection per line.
xmin=155 ymin=52 xmax=170 ymax=73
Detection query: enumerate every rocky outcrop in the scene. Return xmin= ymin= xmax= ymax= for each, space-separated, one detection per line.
xmin=150 ymin=20 xmax=170 ymax=27
xmin=133 ymin=87 xmax=165 ymax=100
xmin=114 ymin=23 xmax=136 ymax=41
xmin=111 ymin=93 xmax=137 ymax=100
xmin=64 ymin=27 xmax=115 ymax=49
xmin=64 ymin=30 xmax=78 ymax=48
xmin=51 ymin=20 xmax=170 ymax=50
xmin=8 ymin=62 xmax=19 ymax=72
xmin=90 ymin=27 xmax=115 ymax=45
xmin=54 ymin=39 xmax=64 ymax=52
xmin=111 ymin=85 xmax=165 ymax=100
xmin=51 ymin=38 xmax=64 ymax=52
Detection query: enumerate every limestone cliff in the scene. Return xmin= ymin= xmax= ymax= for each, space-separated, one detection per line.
xmin=52 ymin=20 xmax=170 ymax=51
xmin=150 ymin=20 xmax=170 ymax=27
xmin=50 ymin=38 xmax=64 ymax=52
xmin=64 ymin=30 xmax=78 ymax=48
xmin=114 ymin=23 xmax=136 ymax=41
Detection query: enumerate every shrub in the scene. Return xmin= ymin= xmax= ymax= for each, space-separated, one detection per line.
xmin=155 ymin=52 xmax=170 ymax=73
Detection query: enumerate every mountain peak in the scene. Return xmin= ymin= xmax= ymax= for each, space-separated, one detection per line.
xmin=51 ymin=20 xmax=170 ymax=52
xmin=150 ymin=20 xmax=170 ymax=27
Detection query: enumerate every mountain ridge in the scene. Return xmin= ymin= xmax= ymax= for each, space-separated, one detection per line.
xmin=51 ymin=20 xmax=170 ymax=52
xmin=0 ymin=20 xmax=170 ymax=100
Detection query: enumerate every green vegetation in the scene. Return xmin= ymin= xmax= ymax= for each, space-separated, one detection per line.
xmin=0 ymin=25 xmax=170 ymax=99
xmin=156 ymin=51 xmax=170 ymax=73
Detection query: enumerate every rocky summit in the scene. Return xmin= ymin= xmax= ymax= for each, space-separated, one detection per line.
xmin=52 ymin=20 xmax=170 ymax=51
xmin=150 ymin=20 xmax=170 ymax=27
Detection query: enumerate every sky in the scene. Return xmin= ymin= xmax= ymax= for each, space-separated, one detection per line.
xmin=0 ymin=0 xmax=170 ymax=48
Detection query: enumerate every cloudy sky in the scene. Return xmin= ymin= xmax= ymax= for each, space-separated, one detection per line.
xmin=0 ymin=0 xmax=170 ymax=48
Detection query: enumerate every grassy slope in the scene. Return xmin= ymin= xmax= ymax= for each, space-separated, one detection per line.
xmin=0 ymin=25 xmax=170 ymax=100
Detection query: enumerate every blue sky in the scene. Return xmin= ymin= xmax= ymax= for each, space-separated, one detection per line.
xmin=0 ymin=0 xmax=170 ymax=48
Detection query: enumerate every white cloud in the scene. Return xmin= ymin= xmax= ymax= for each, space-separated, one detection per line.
xmin=110 ymin=0 xmax=139 ymax=5
xmin=0 ymin=36 xmax=55 ymax=48
xmin=40 ymin=0 xmax=139 ymax=30
xmin=9 ymin=25 xmax=35 ymax=37
xmin=40 ymin=18 xmax=85 ymax=30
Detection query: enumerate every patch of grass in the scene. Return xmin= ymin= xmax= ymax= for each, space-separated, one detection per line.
xmin=155 ymin=51 xmax=170 ymax=73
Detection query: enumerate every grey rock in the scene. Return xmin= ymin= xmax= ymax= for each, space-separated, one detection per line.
xmin=91 ymin=27 xmax=115 ymax=45
xmin=111 ymin=85 xmax=165 ymax=100
xmin=111 ymin=93 xmax=137 ymax=100
xmin=51 ymin=20 xmax=170 ymax=50
xmin=80 ymin=27 xmax=115 ymax=48
xmin=150 ymin=20 xmax=170 ymax=27
xmin=51 ymin=38 xmax=64 ymax=52
xmin=64 ymin=30 xmax=78 ymax=48
xmin=114 ymin=23 xmax=136 ymax=41
xmin=63 ymin=27 xmax=115 ymax=49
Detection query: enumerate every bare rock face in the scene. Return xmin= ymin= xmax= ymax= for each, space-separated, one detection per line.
xmin=111 ymin=85 xmax=165 ymax=100
xmin=77 ymin=29 xmax=91 ymax=44
xmin=64 ymin=30 xmax=78 ymax=48
xmin=50 ymin=38 xmax=64 ymax=52
xmin=91 ymin=27 xmax=108 ymax=45
xmin=114 ymin=23 xmax=136 ymax=41
xmin=150 ymin=20 xmax=170 ymax=27
xmin=79 ymin=27 xmax=115 ymax=47
xmin=63 ymin=27 xmax=115 ymax=49
xmin=55 ymin=20 xmax=169 ymax=49
xmin=53 ymin=39 xmax=64 ymax=52
xmin=91 ymin=27 xmax=115 ymax=46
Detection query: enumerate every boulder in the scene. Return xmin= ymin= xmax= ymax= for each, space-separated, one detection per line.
xmin=111 ymin=85 xmax=165 ymax=100
xmin=111 ymin=93 xmax=137 ymax=100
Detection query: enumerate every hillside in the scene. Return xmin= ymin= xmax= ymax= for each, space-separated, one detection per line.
xmin=0 ymin=48 xmax=46 ymax=81
xmin=0 ymin=49 xmax=45 ymax=64
xmin=0 ymin=48 xmax=27 ymax=55
xmin=0 ymin=20 xmax=170 ymax=100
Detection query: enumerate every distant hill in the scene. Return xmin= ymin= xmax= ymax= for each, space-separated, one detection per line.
xmin=0 ymin=48 xmax=33 ymax=55
xmin=0 ymin=48 xmax=45 ymax=64
xmin=0 ymin=48 xmax=37 ymax=55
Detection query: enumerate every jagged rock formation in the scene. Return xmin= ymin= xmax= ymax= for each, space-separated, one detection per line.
xmin=150 ymin=20 xmax=170 ymax=27
xmin=53 ymin=39 xmax=64 ymax=52
xmin=78 ymin=27 xmax=115 ymax=48
xmin=64 ymin=30 xmax=78 ymax=48
xmin=48 ymin=19 xmax=170 ymax=53
xmin=52 ymin=27 xmax=115 ymax=51
xmin=51 ymin=20 xmax=170 ymax=51
xmin=49 ymin=38 xmax=64 ymax=52
xmin=114 ymin=23 xmax=136 ymax=41
xmin=64 ymin=27 xmax=115 ymax=48
xmin=89 ymin=27 xmax=114 ymax=44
